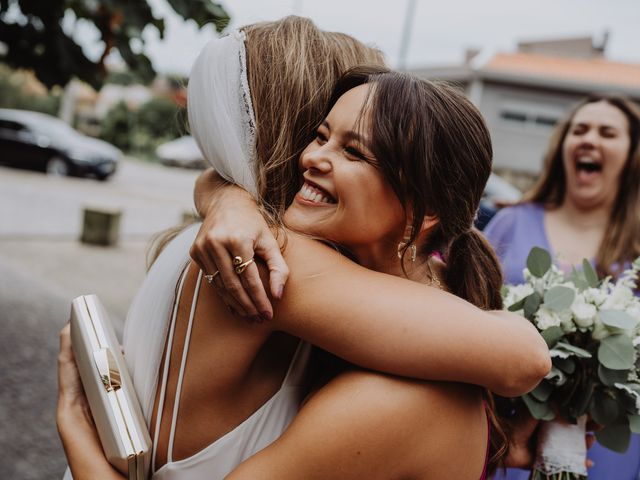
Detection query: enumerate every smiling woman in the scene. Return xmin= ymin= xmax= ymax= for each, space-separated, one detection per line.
xmin=285 ymin=84 xmax=406 ymax=261
xmin=484 ymin=94 xmax=640 ymax=480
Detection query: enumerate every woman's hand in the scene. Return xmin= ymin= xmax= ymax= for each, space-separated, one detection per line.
xmin=56 ymin=324 xmax=125 ymax=480
xmin=191 ymin=169 xmax=289 ymax=321
xmin=503 ymin=411 xmax=596 ymax=470
xmin=57 ymin=323 xmax=88 ymax=413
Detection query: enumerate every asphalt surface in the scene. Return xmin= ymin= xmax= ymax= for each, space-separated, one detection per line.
xmin=0 ymin=160 xmax=200 ymax=479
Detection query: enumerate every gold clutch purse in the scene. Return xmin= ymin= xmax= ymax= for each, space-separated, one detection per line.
xmin=70 ymin=294 xmax=151 ymax=480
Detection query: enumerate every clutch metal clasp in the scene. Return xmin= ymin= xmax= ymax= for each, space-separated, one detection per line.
xmin=93 ymin=348 xmax=122 ymax=392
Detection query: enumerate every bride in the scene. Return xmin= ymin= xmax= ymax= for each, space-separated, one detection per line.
xmin=57 ymin=17 xmax=549 ymax=479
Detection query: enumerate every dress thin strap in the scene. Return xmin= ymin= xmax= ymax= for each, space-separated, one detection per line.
xmin=151 ymin=264 xmax=189 ymax=473
xmin=166 ymin=269 xmax=204 ymax=463
xmin=282 ymin=341 xmax=311 ymax=387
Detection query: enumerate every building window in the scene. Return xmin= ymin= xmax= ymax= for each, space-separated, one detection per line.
xmin=500 ymin=109 xmax=559 ymax=128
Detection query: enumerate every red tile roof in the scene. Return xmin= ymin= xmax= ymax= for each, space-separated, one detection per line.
xmin=483 ymin=53 xmax=640 ymax=89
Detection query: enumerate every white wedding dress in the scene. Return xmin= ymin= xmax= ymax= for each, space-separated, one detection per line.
xmin=125 ymin=224 xmax=311 ymax=479
xmin=63 ymin=30 xmax=311 ymax=479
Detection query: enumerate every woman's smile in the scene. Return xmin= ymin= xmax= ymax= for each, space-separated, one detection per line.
xmin=295 ymin=180 xmax=337 ymax=205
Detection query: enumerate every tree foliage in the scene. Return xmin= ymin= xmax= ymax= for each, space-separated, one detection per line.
xmin=0 ymin=0 xmax=229 ymax=89
xmin=0 ymin=64 xmax=61 ymax=114
xmin=100 ymin=96 xmax=185 ymax=154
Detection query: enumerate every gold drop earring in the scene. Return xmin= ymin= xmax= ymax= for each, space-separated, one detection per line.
xmin=397 ymin=225 xmax=416 ymax=262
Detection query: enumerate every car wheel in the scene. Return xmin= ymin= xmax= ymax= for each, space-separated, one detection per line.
xmin=46 ymin=156 xmax=70 ymax=177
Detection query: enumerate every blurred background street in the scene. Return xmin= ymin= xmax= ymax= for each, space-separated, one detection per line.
xmin=0 ymin=160 xmax=199 ymax=479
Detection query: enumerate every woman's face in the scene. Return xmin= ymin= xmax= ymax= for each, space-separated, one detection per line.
xmin=561 ymin=101 xmax=630 ymax=209
xmin=284 ymin=84 xmax=406 ymax=257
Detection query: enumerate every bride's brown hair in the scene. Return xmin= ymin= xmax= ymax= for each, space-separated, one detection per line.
xmin=242 ymin=16 xmax=385 ymax=220
xmin=327 ymin=67 xmax=508 ymax=472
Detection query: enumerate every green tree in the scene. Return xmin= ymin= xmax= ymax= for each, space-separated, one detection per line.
xmin=100 ymin=100 xmax=133 ymax=150
xmin=0 ymin=0 xmax=229 ymax=90
xmin=0 ymin=64 xmax=61 ymax=115
xmin=100 ymin=96 xmax=185 ymax=155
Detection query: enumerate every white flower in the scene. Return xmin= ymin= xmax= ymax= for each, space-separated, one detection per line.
xmin=583 ymin=287 xmax=607 ymax=307
xmin=560 ymin=311 xmax=577 ymax=334
xmin=602 ymin=284 xmax=634 ymax=310
xmin=504 ymin=284 xmax=534 ymax=309
xmin=571 ymin=295 xmax=597 ymax=329
xmin=591 ymin=318 xmax=611 ymax=340
xmin=535 ymin=307 xmax=563 ymax=330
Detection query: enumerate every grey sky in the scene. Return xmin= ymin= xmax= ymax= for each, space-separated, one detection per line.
xmin=131 ymin=0 xmax=639 ymax=75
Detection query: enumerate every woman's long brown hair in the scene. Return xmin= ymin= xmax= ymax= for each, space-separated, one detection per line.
xmin=242 ymin=16 xmax=385 ymax=220
xmin=326 ymin=67 xmax=509 ymax=473
xmin=524 ymin=94 xmax=640 ymax=277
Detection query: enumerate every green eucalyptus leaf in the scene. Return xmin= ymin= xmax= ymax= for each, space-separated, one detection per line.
xmin=590 ymin=390 xmax=622 ymax=426
xmin=541 ymin=326 xmax=564 ymax=348
xmin=555 ymin=342 xmax=592 ymax=358
xmin=527 ymin=247 xmax=552 ymax=278
xmin=629 ymin=415 xmax=640 ymax=434
xmin=598 ymin=364 xmax=630 ymax=387
xmin=583 ymin=259 xmax=599 ymax=288
xmin=572 ymin=380 xmax=595 ymax=418
xmin=554 ymin=356 xmax=576 ymax=374
xmin=531 ymin=380 xmax=553 ymax=402
xmin=599 ymin=310 xmax=638 ymax=331
xmin=595 ymin=423 xmax=631 ymax=453
xmin=598 ymin=334 xmax=636 ymax=370
xmin=570 ymin=267 xmax=589 ymax=292
xmin=543 ymin=286 xmax=576 ymax=311
xmin=524 ymin=293 xmax=542 ymax=319
xmin=508 ymin=297 xmax=526 ymax=312
xmin=522 ymin=393 xmax=555 ymax=421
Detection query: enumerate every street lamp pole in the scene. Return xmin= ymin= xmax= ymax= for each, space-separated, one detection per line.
xmin=398 ymin=0 xmax=417 ymax=70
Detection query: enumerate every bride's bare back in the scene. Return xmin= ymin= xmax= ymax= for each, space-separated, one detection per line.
xmin=151 ymin=262 xmax=298 ymax=469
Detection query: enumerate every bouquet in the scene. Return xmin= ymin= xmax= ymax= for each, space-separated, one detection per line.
xmin=502 ymin=247 xmax=640 ymax=479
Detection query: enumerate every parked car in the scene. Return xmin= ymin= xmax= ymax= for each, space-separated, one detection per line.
xmin=156 ymin=135 xmax=205 ymax=169
xmin=0 ymin=109 xmax=121 ymax=180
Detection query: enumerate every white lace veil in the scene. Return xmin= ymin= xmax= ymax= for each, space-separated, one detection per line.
xmin=188 ymin=30 xmax=258 ymax=197
xmin=122 ymin=31 xmax=259 ymax=424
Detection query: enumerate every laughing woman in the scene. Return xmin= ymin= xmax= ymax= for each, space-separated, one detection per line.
xmin=485 ymin=95 xmax=640 ymax=480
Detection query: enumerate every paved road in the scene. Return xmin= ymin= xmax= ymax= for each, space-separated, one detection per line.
xmin=0 ymin=160 xmax=201 ymax=478
xmin=0 ymin=158 xmax=200 ymax=238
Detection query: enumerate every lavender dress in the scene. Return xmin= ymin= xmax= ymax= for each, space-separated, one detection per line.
xmin=484 ymin=203 xmax=640 ymax=480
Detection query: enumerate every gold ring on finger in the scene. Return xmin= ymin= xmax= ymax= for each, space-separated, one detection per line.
xmin=233 ymin=256 xmax=244 ymax=266
xmin=235 ymin=258 xmax=255 ymax=274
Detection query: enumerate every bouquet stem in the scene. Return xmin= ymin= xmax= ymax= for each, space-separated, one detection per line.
xmin=529 ymin=416 xmax=588 ymax=480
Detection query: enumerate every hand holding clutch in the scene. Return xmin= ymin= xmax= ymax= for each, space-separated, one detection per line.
xmin=69 ymin=295 xmax=151 ymax=480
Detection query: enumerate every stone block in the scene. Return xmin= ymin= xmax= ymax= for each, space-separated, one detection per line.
xmin=80 ymin=207 xmax=122 ymax=246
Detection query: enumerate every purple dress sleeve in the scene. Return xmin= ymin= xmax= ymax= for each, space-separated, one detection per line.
xmin=483 ymin=203 xmax=549 ymax=285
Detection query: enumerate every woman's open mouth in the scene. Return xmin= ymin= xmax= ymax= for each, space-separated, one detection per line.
xmin=297 ymin=181 xmax=336 ymax=205
xmin=574 ymin=156 xmax=602 ymax=183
